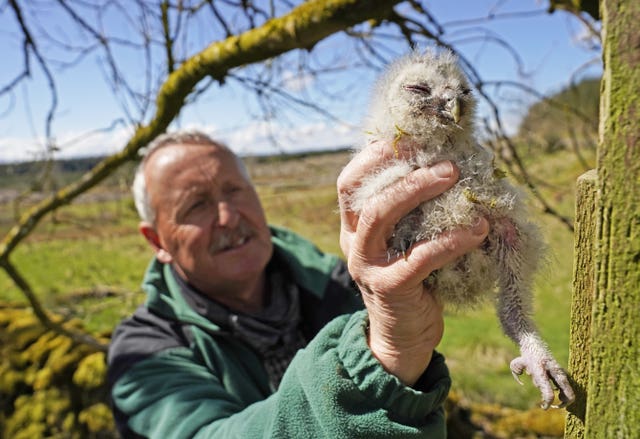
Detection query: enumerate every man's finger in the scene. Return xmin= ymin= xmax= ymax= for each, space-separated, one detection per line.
xmin=388 ymin=218 xmax=490 ymax=284
xmin=338 ymin=141 xmax=414 ymax=236
xmin=337 ymin=140 xmax=416 ymax=204
xmin=353 ymin=163 xmax=459 ymax=257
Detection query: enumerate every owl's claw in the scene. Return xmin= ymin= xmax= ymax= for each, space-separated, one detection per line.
xmin=549 ymin=371 xmax=575 ymax=409
xmin=511 ymin=368 xmax=524 ymax=386
xmin=510 ymin=359 xmax=526 ymax=385
xmin=510 ymin=355 xmax=575 ymax=410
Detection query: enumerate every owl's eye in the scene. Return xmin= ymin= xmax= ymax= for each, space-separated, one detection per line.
xmin=461 ymin=87 xmax=472 ymax=95
xmin=403 ymin=84 xmax=432 ymax=95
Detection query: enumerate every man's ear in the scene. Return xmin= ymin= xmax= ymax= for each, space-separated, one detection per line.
xmin=139 ymin=222 xmax=173 ymax=264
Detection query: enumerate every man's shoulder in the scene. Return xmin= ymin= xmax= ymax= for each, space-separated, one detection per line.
xmin=107 ymin=305 xmax=192 ymax=384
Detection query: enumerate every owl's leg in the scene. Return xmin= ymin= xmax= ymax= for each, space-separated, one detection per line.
xmin=491 ymin=218 xmax=575 ymax=409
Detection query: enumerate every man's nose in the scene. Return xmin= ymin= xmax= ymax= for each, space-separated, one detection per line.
xmin=216 ymin=201 xmax=239 ymax=228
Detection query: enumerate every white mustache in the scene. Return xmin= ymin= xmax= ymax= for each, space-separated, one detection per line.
xmin=209 ymin=222 xmax=253 ymax=254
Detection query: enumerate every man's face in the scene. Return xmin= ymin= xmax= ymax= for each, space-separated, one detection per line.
xmin=143 ymin=143 xmax=273 ymax=296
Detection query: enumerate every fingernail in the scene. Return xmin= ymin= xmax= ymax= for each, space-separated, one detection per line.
xmin=430 ymin=161 xmax=454 ymax=178
xmin=472 ymin=217 xmax=489 ymax=235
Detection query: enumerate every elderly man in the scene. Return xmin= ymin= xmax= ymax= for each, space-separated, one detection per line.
xmin=107 ymin=131 xmax=488 ymax=438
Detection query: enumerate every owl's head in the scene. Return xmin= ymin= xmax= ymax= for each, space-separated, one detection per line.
xmin=371 ymin=49 xmax=476 ymax=142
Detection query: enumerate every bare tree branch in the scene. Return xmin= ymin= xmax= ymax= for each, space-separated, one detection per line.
xmin=7 ymin=0 xmax=59 ymax=145
xmin=442 ymin=8 xmax=548 ymax=28
xmin=205 ymin=0 xmax=234 ymax=38
xmin=161 ymin=0 xmax=176 ymax=74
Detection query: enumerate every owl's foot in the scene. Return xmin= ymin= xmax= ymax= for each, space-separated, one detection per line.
xmin=510 ymin=355 xmax=575 ymax=409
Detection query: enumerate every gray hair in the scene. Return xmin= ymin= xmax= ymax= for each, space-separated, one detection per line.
xmin=132 ymin=130 xmax=250 ymax=224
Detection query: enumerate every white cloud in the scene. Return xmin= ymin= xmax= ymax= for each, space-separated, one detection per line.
xmin=0 ymin=120 xmax=360 ymax=163
xmin=0 ymin=126 xmax=134 ymax=163
xmin=0 ymin=136 xmax=47 ymax=163
xmin=57 ymin=126 xmax=135 ymax=159
xmin=219 ymin=120 xmax=361 ymax=157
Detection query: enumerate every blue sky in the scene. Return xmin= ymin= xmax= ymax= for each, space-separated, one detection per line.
xmin=0 ymin=0 xmax=601 ymax=162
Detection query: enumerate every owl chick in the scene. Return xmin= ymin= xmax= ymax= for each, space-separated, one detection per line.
xmin=348 ymin=50 xmax=575 ymax=409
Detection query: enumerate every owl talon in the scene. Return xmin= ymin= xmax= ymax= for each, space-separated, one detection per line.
xmin=511 ymin=370 xmax=524 ymax=386
xmin=510 ymin=352 xmax=575 ymax=410
xmin=510 ymin=357 xmax=526 ymax=385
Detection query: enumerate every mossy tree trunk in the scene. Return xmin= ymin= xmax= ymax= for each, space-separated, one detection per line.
xmin=566 ymin=0 xmax=640 ymax=436
xmin=565 ymin=170 xmax=596 ymax=439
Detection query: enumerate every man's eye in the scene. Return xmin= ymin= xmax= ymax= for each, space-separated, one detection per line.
xmin=224 ymin=185 xmax=243 ymax=195
xmin=191 ymin=200 xmax=207 ymax=210
xmin=184 ymin=200 xmax=206 ymax=215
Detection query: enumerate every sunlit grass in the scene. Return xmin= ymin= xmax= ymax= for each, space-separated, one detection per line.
xmin=259 ymin=185 xmax=342 ymax=256
xmin=0 ymin=199 xmax=150 ymax=334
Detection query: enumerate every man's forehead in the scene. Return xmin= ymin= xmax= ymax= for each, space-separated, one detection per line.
xmin=142 ymin=142 xmax=244 ymax=224
xmin=146 ymin=142 xmax=230 ymax=166
xmin=148 ymin=143 xmax=242 ymax=182
xmin=144 ymin=143 xmax=239 ymax=195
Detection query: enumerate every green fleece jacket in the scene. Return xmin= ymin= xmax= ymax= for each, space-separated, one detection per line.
xmin=108 ymin=227 xmax=451 ymax=438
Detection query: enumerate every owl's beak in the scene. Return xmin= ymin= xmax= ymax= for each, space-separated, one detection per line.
xmin=446 ymin=97 xmax=462 ymax=124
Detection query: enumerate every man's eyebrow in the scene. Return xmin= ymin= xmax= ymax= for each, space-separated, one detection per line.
xmin=167 ymin=186 xmax=196 ymax=209
xmin=178 ymin=184 xmax=217 ymax=206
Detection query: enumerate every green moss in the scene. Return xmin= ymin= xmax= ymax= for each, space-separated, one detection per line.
xmin=494 ymin=408 xmax=565 ymax=436
xmin=446 ymin=391 xmax=566 ymax=437
xmin=22 ymin=331 xmax=58 ymax=366
xmin=73 ymin=352 xmax=107 ymax=389
xmin=79 ymin=403 xmax=114 ymax=433
xmin=33 ymin=367 xmax=53 ymax=390
xmin=0 ymin=306 xmax=115 ymax=438
xmin=5 ymin=389 xmax=70 ymax=438
xmin=0 ymin=368 xmax=21 ymax=394
xmin=45 ymin=337 xmax=81 ymax=375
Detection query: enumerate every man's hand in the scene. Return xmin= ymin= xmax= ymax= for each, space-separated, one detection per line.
xmin=337 ymin=140 xmax=489 ymax=386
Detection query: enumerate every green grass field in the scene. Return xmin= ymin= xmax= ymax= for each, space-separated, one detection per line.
xmin=0 ymin=147 xmax=593 ymax=410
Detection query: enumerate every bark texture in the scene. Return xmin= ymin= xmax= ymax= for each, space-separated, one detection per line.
xmin=583 ymin=0 xmax=640 ymax=435
xmin=564 ymin=170 xmax=596 ymax=439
